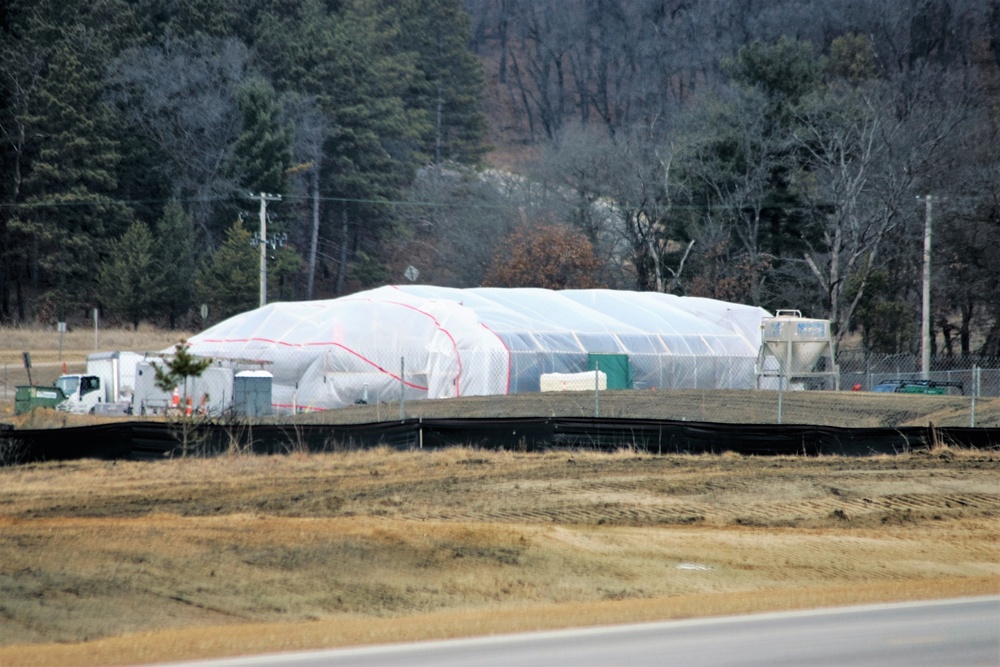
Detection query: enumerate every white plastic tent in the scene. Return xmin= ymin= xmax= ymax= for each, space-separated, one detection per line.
xmin=183 ymin=286 xmax=771 ymax=413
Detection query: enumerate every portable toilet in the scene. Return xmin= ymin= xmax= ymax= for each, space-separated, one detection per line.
xmin=233 ymin=370 xmax=273 ymax=417
xmin=755 ymin=310 xmax=839 ymax=390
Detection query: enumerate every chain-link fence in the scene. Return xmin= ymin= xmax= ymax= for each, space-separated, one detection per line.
xmin=837 ymin=350 xmax=1000 ymax=396
xmin=4 ymin=347 xmax=1000 ymax=429
xmin=336 ymin=349 xmax=1000 ymax=429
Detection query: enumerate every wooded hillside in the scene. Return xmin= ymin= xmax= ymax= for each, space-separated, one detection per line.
xmin=2 ymin=0 xmax=999 ymax=357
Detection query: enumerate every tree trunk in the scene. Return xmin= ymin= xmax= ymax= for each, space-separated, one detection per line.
xmin=335 ymin=207 xmax=348 ymax=297
xmin=960 ymin=300 xmax=973 ymax=357
xmin=306 ymin=167 xmax=321 ymax=300
xmin=16 ymin=277 xmax=25 ymax=322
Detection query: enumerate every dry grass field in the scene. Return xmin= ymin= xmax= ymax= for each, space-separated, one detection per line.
xmin=1 ymin=327 xmax=998 ymax=666
xmin=0 ymin=447 xmax=997 ymax=666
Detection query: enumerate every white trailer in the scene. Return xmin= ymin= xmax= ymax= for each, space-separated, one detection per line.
xmin=132 ymin=362 xmax=235 ymax=417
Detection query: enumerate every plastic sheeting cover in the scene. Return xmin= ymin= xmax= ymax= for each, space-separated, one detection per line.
xmin=183 ymin=285 xmax=771 ymax=413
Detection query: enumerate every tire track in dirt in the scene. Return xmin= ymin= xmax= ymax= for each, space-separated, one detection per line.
xmin=406 ymin=491 xmax=1000 ymax=528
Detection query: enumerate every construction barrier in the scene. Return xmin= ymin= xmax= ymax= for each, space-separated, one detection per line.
xmin=1 ymin=417 xmax=998 ymax=464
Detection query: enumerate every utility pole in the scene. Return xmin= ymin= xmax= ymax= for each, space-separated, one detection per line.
xmin=255 ymin=192 xmax=282 ymax=308
xmin=918 ymin=194 xmax=933 ymax=380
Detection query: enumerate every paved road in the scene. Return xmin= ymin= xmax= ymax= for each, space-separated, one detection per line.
xmin=153 ymin=597 xmax=999 ymax=667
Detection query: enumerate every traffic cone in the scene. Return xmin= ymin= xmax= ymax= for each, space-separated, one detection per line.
xmin=185 ymin=396 xmax=193 ymax=416
xmin=171 ymin=387 xmax=180 ymax=408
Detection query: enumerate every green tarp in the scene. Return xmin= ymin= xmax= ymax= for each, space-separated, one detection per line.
xmin=588 ymin=353 xmax=633 ymax=389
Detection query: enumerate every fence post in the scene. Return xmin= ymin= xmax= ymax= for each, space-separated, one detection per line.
xmin=970 ymin=364 xmax=979 ymax=428
xmin=594 ymin=360 xmax=600 ymax=418
xmin=777 ymin=389 xmax=783 ymax=425
xmin=399 ymin=357 xmax=405 ymax=421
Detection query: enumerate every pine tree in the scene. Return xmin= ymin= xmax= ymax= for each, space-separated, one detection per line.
xmin=153 ymin=338 xmax=214 ymax=455
xmin=155 ymin=201 xmax=199 ymax=329
xmin=153 ymin=339 xmax=213 ymax=395
xmin=389 ymin=0 xmax=488 ymax=164
xmin=253 ymin=0 xmax=426 ymax=204
xmin=15 ymin=36 xmax=132 ymax=314
xmin=97 ymin=220 xmax=163 ymax=330
xmin=229 ymin=77 xmax=292 ymax=196
xmin=251 ymin=0 xmax=431 ymax=294
xmin=195 ymin=218 xmax=259 ymax=320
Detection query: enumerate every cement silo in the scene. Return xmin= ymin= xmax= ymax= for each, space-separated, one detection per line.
xmin=755 ymin=310 xmax=839 ymax=390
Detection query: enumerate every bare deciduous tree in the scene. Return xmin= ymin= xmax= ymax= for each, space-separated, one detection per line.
xmin=105 ymin=33 xmax=252 ymax=246
xmin=791 ymin=64 xmax=972 ymax=342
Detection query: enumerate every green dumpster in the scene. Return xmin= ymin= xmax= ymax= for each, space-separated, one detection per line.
xmin=15 ymin=385 xmax=68 ymax=415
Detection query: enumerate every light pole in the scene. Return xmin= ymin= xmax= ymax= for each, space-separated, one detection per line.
xmin=918 ymin=194 xmax=933 ymax=380
xmin=254 ymin=192 xmax=282 ymax=308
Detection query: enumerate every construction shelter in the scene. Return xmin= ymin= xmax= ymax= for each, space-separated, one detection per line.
xmin=181 ymin=286 xmax=771 ymax=413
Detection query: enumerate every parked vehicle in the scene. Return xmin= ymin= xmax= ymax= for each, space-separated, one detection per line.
xmin=15 ymin=349 xmax=275 ymax=417
xmin=54 ymin=351 xmax=147 ymax=414
xmin=871 ymin=379 xmax=964 ymax=395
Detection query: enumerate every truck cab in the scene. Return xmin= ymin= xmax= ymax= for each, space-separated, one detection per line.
xmin=56 ymin=374 xmax=104 ymax=413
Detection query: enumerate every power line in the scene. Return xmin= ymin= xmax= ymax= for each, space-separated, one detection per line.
xmin=1 ymin=191 xmax=986 ymax=214
xmin=0 ymin=194 xmax=506 ymax=211
xmin=0 ymin=193 xmax=838 ymax=212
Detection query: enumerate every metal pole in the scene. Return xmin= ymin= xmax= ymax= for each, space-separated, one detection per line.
xmin=594 ymin=360 xmax=600 ymax=418
xmin=971 ymin=365 xmax=980 ymax=428
xmin=920 ymin=195 xmax=932 ymax=380
xmin=259 ymin=193 xmax=268 ymax=308
xmin=399 ymin=357 xmax=405 ymax=421
xmin=257 ymin=192 xmax=282 ymax=308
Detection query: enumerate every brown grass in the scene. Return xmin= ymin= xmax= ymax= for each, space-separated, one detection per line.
xmin=0 ymin=325 xmax=192 ymax=362
xmin=0 ymin=448 xmax=997 ymax=666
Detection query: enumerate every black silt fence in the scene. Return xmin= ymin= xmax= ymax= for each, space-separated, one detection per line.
xmin=1 ymin=418 xmax=998 ymax=464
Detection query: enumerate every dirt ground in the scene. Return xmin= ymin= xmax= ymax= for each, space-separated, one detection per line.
xmin=0 ymin=447 xmax=997 ymax=667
